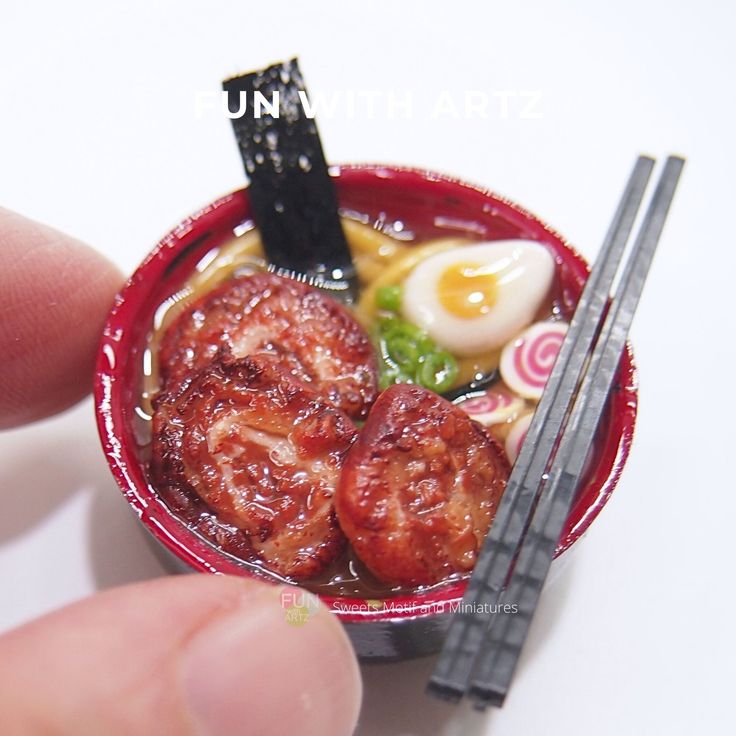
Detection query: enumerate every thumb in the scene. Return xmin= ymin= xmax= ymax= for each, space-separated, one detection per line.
xmin=0 ymin=575 xmax=361 ymax=736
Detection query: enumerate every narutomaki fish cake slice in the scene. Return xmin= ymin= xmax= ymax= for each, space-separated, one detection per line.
xmin=335 ymin=383 xmax=510 ymax=586
xmin=151 ymin=354 xmax=357 ymax=579
xmin=158 ymin=272 xmax=378 ymax=419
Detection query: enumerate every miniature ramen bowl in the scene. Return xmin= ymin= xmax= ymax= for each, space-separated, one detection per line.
xmin=94 ymin=164 xmax=637 ymax=661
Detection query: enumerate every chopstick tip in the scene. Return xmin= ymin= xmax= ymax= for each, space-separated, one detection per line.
xmin=666 ymin=154 xmax=687 ymax=169
xmin=426 ymin=678 xmax=465 ymax=704
xmin=469 ymin=683 xmax=507 ymax=710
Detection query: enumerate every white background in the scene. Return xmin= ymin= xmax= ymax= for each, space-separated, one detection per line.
xmin=1 ymin=1 xmax=734 ymax=734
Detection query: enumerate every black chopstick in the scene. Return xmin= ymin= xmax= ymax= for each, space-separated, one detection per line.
xmin=468 ymin=156 xmax=685 ymax=709
xmin=427 ymin=156 xmax=655 ymax=702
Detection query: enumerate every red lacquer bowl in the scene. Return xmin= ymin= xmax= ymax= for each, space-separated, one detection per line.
xmin=94 ymin=165 xmax=637 ymax=660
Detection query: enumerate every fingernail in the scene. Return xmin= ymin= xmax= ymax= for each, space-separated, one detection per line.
xmin=180 ymin=587 xmax=362 ymax=736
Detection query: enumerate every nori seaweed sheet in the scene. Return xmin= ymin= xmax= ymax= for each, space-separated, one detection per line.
xmin=223 ymin=59 xmax=357 ymax=299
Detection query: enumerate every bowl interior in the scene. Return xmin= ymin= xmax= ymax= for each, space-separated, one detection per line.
xmin=94 ymin=165 xmax=637 ymax=623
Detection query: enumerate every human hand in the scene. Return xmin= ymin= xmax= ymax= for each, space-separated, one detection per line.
xmin=0 ymin=207 xmax=362 ymax=735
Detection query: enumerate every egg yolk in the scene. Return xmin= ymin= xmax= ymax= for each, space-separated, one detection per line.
xmin=438 ymin=262 xmax=497 ymax=318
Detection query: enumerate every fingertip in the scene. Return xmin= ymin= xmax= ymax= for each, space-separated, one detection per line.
xmin=0 ymin=207 xmax=123 ymax=429
xmin=181 ymin=585 xmax=362 ymax=736
xmin=0 ymin=575 xmax=362 ymax=736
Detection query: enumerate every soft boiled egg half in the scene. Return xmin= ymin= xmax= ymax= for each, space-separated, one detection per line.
xmin=401 ymin=240 xmax=556 ymax=357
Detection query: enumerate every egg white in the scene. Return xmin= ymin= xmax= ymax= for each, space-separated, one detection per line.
xmin=401 ymin=240 xmax=556 ymax=357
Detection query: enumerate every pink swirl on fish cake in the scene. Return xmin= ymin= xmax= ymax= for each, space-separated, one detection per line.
xmin=456 ymin=387 xmax=524 ymax=427
xmin=500 ymin=321 xmax=568 ymax=400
